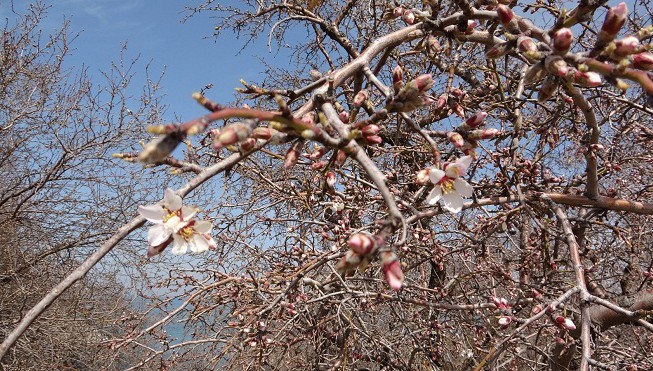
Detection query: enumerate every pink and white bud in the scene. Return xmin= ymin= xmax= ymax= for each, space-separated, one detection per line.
xmin=239 ymin=138 xmax=257 ymax=152
xmin=447 ymin=132 xmax=465 ymax=148
xmin=552 ymin=28 xmax=573 ymax=54
xmin=465 ymin=111 xmax=488 ymax=129
xmin=469 ymin=128 xmax=499 ymax=140
xmin=614 ymin=36 xmax=641 ymax=57
xmin=600 ymin=2 xmax=628 ymax=42
xmin=555 ymin=316 xmax=576 ymax=330
xmin=414 ymin=74 xmax=435 ymax=92
xmin=326 ymin=171 xmax=336 ymax=188
xmin=532 ymin=304 xmax=543 ymax=314
xmin=498 ymin=316 xmax=511 ymax=327
xmin=518 ymin=36 xmax=538 ymax=53
xmin=362 ymin=124 xmax=381 ymax=137
xmin=301 ymin=112 xmax=316 ymax=126
xmin=393 ymin=6 xmax=404 ymax=18
xmin=426 ymin=36 xmax=441 ymax=57
xmin=353 ymin=90 xmax=369 ymax=108
xmin=381 ymin=252 xmax=404 ymax=291
xmin=496 ymin=4 xmax=514 ymax=25
xmin=436 ymin=94 xmax=448 ymax=110
xmin=336 ymin=150 xmax=348 ymax=166
xmin=573 ymin=70 xmax=602 ymax=87
xmin=392 ymin=65 xmax=404 ymax=87
xmin=633 ymin=52 xmax=653 ymax=70
xmin=451 ymin=102 xmax=465 ymax=118
xmin=310 ymin=161 xmax=326 ymax=170
xmin=492 ymin=297 xmax=505 ymax=309
xmin=465 ymin=20 xmax=478 ymax=35
xmin=365 ymin=135 xmax=383 ymax=145
xmin=416 ymin=168 xmax=431 ymax=184
xmin=283 ymin=141 xmax=304 ymax=170
xmin=348 ymin=233 xmax=376 ymax=256
xmin=402 ymin=9 xmax=415 ymax=25
xmin=338 ymin=110 xmax=350 ymax=123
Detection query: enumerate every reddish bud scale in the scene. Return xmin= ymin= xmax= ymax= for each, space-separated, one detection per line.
xmin=633 ymin=52 xmax=653 ymax=70
xmin=336 ymin=150 xmax=348 ymax=166
xmin=465 ymin=20 xmax=478 ymax=35
xmin=600 ymin=2 xmax=628 ymax=41
xmin=353 ymin=90 xmax=369 ymax=108
xmin=414 ymin=74 xmax=435 ymax=92
xmin=362 ymin=124 xmax=381 ymax=136
xmin=239 ymin=138 xmax=257 ymax=152
xmin=308 ymin=147 xmax=327 ymax=160
xmin=465 ymin=111 xmax=488 ymax=128
xmin=573 ymin=70 xmax=602 ymax=87
xmin=348 ymin=233 xmax=376 ymax=255
xmin=436 ymin=94 xmax=448 ymax=110
xmin=310 ymin=161 xmax=326 ymax=170
xmin=381 ymin=252 xmax=404 ymax=291
xmin=365 ymin=135 xmax=383 ymax=145
xmin=284 ymin=141 xmax=304 ymax=170
xmin=402 ymin=9 xmax=415 ymax=25
xmin=392 ymin=65 xmax=403 ymax=85
xmin=517 ymin=37 xmax=538 ymax=53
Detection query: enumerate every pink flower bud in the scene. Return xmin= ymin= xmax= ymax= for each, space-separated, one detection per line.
xmin=451 ymin=102 xmax=465 ymax=118
xmin=465 ymin=20 xmax=478 ymax=35
xmin=365 ymin=135 xmax=383 ymax=145
xmin=348 ymin=233 xmax=376 ymax=255
xmin=552 ymin=28 xmax=573 ymax=54
xmin=436 ymin=94 xmax=448 ymax=110
xmin=392 ymin=65 xmax=404 ymax=85
xmin=614 ymin=36 xmax=641 ymax=57
xmin=517 ymin=36 xmax=538 ymax=53
xmin=447 ymin=132 xmax=465 ymax=148
xmin=426 ymin=36 xmax=441 ymax=56
xmin=252 ymin=127 xmax=273 ymax=140
xmin=496 ymin=4 xmax=514 ymax=25
xmin=336 ymin=150 xmax=348 ymax=166
xmin=381 ymin=252 xmax=404 ymax=290
xmin=498 ymin=316 xmax=511 ymax=327
xmin=633 ymin=52 xmax=653 ymax=70
xmin=301 ymin=112 xmax=316 ymax=126
xmin=362 ymin=124 xmax=381 ymax=136
xmin=469 ymin=128 xmax=499 ymax=140
xmin=326 ymin=171 xmax=336 ymax=188
xmin=283 ymin=141 xmax=304 ymax=169
xmin=339 ymin=110 xmax=350 ymax=123
xmin=600 ymin=2 xmax=628 ymax=41
xmin=573 ymin=70 xmax=602 ymax=87
xmin=310 ymin=160 xmax=326 ymax=170
xmin=353 ymin=89 xmax=369 ymax=108
xmin=239 ymin=138 xmax=257 ymax=152
xmin=416 ymin=168 xmax=431 ymax=184
xmin=393 ymin=6 xmax=404 ymax=18
xmin=402 ymin=9 xmax=415 ymax=25
xmin=492 ymin=297 xmax=504 ymax=308
xmin=465 ymin=111 xmax=488 ymax=128
xmin=555 ymin=316 xmax=576 ymax=330
xmin=532 ymin=304 xmax=543 ymax=314
xmin=414 ymin=74 xmax=434 ymax=92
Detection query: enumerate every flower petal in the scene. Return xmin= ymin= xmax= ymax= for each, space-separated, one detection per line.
xmin=181 ymin=206 xmax=198 ymax=221
xmin=165 ymin=215 xmax=183 ymax=231
xmin=148 ymin=224 xmax=171 ymax=246
xmin=194 ymin=220 xmax=212 ymax=234
xmin=203 ymin=234 xmax=217 ymax=250
xmin=429 ymin=169 xmax=445 ymax=184
xmin=442 ymin=192 xmax=464 ymax=213
xmin=138 ymin=204 xmax=166 ymax=223
xmin=164 ymin=188 xmax=183 ymax=211
xmin=171 ymin=235 xmax=188 ymax=255
xmin=454 ymin=178 xmax=474 ymax=197
xmin=426 ymin=187 xmax=442 ymax=205
xmin=190 ymin=234 xmax=210 ymax=253
xmin=457 ymin=155 xmax=472 ymax=169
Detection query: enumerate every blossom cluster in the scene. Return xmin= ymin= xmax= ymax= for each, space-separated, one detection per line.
xmin=138 ymin=189 xmax=216 ymax=257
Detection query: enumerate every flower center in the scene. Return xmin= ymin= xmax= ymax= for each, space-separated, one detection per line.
xmin=162 ymin=208 xmax=180 ymax=223
xmin=178 ymin=225 xmax=195 ymax=241
xmin=439 ymin=177 xmax=455 ymax=194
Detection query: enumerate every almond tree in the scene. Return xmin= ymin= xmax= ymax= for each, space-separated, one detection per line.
xmin=3 ymin=0 xmax=653 ymax=369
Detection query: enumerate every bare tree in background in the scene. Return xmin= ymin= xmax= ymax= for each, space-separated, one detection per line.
xmin=0 ymin=3 xmax=170 ymax=369
xmin=3 ymin=0 xmax=653 ymax=370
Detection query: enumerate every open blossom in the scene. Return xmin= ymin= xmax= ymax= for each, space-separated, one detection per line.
xmin=138 ymin=189 xmax=216 ymax=256
xmin=426 ymin=156 xmax=474 ymax=213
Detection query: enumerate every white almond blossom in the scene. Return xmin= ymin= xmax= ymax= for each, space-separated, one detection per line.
xmin=138 ymin=188 xmax=216 ymax=256
xmin=425 ymin=156 xmax=474 ymax=213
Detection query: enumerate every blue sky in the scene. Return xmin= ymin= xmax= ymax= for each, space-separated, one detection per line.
xmin=1 ymin=0 xmax=284 ymax=122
